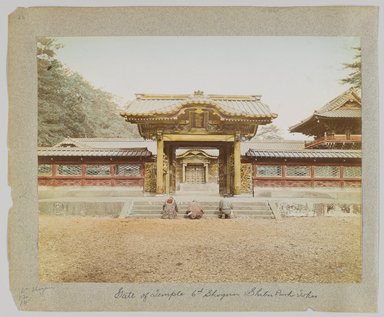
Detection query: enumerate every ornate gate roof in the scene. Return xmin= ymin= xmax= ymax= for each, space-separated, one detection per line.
xmin=121 ymin=91 xmax=277 ymax=140
xmin=123 ymin=90 xmax=277 ymax=118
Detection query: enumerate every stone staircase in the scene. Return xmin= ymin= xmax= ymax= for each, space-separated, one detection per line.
xmin=231 ymin=201 xmax=275 ymax=219
xmin=177 ymin=183 xmax=220 ymax=196
xmin=128 ymin=200 xmax=274 ymax=219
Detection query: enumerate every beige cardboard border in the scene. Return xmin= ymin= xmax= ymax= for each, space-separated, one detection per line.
xmin=8 ymin=6 xmax=378 ymax=312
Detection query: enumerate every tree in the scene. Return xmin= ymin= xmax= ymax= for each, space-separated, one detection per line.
xmin=37 ymin=37 xmax=139 ymax=146
xmin=255 ymin=124 xmax=283 ymax=140
xmin=340 ymin=47 xmax=361 ymax=88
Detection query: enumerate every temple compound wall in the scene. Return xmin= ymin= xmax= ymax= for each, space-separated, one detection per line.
xmin=37 ymin=139 xmax=361 ymax=192
xmin=38 ymin=89 xmax=362 ymax=194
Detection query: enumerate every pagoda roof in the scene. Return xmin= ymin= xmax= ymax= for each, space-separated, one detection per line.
xmin=289 ymin=87 xmax=361 ymax=134
xmin=121 ymin=91 xmax=277 ymax=119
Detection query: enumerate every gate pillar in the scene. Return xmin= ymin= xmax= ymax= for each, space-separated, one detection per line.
xmin=156 ymin=132 xmax=164 ymax=194
xmin=234 ymin=132 xmax=241 ymax=195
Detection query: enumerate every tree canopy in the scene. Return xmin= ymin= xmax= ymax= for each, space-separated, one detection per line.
xmin=340 ymin=47 xmax=361 ymax=88
xmin=37 ymin=38 xmax=139 ymax=146
xmin=254 ymin=124 xmax=283 ymax=140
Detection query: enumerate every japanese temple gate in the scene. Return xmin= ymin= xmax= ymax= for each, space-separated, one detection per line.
xmin=37 ymin=88 xmax=361 ymax=190
xmin=157 ymin=136 xmax=238 ymax=195
xmin=121 ymin=91 xmax=277 ymax=195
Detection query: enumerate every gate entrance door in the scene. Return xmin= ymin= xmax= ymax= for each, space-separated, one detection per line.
xmin=185 ymin=165 xmax=205 ymax=184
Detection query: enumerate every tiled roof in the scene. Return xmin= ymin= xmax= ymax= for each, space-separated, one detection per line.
xmin=289 ymin=88 xmax=361 ymax=132
xmin=38 ymin=147 xmax=152 ymax=157
xmin=246 ymin=149 xmax=361 ymax=159
xmin=55 ymin=137 xmax=89 ymax=148
xmin=50 ymin=138 xmax=360 ymax=160
xmin=240 ymin=140 xmax=305 ymax=152
xmin=53 ymin=138 xmax=307 ymax=156
xmin=54 ymin=138 xmax=157 ymax=152
xmin=317 ymin=87 xmax=361 ymax=114
xmin=317 ymin=109 xmax=361 ymax=118
xmin=122 ymin=92 xmax=277 ymax=118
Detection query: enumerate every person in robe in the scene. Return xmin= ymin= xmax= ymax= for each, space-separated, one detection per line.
xmin=218 ymin=194 xmax=234 ymax=219
xmin=161 ymin=196 xmax=178 ymax=219
xmin=185 ymin=200 xmax=204 ymax=219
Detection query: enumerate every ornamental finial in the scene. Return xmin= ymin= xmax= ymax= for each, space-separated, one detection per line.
xmin=193 ymin=90 xmax=204 ymax=96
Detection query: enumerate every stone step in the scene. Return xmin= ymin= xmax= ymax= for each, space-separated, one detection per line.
xmin=231 ymin=205 xmax=268 ymax=210
xmin=128 ymin=200 xmax=274 ymax=218
xmin=132 ymin=202 xmax=268 ymax=207
xmin=132 ymin=202 xmax=220 ymax=206
xmin=179 ymin=183 xmax=219 ymax=189
xmin=132 ymin=205 xmax=218 ymax=209
xmin=130 ymin=211 xmax=272 ymax=217
xmin=232 ymin=203 xmax=268 ymax=207
xmin=232 ymin=207 xmax=269 ymax=212
xmin=131 ymin=210 xmax=221 ymax=214
xmin=132 ymin=202 xmax=219 ymax=207
xmin=131 ymin=214 xmax=273 ymax=219
xmin=131 ymin=210 xmax=271 ymax=216
xmin=133 ymin=203 xmax=269 ymax=209
xmin=130 ymin=206 xmax=270 ymax=211
xmin=132 ymin=206 xmax=220 ymax=212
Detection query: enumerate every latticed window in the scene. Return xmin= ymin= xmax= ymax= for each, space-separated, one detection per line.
xmin=344 ymin=166 xmax=361 ymax=178
xmin=38 ymin=164 xmax=52 ymax=176
xmin=85 ymin=165 xmax=111 ymax=176
xmin=286 ymin=166 xmax=310 ymax=177
xmin=256 ymin=165 xmax=282 ymax=177
xmin=314 ymin=166 xmax=340 ymax=178
xmin=116 ymin=164 xmax=141 ymax=176
xmin=57 ymin=165 xmax=82 ymax=176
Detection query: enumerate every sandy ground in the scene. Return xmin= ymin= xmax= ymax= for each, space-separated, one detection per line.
xmin=39 ymin=215 xmax=361 ymax=283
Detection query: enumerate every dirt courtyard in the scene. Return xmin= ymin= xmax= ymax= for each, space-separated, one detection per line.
xmin=39 ymin=215 xmax=361 ymax=283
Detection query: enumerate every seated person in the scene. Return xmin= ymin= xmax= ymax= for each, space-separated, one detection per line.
xmin=161 ymin=196 xmax=178 ymax=219
xmin=186 ymin=200 xmax=204 ymax=219
xmin=219 ymin=194 xmax=234 ymax=219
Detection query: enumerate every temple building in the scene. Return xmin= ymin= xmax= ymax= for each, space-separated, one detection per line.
xmin=120 ymin=90 xmax=277 ymax=195
xmin=38 ymin=89 xmax=362 ymax=195
xmin=289 ymin=87 xmax=361 ymax=149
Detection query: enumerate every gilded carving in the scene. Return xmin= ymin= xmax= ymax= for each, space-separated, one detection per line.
xmin=156 ymin=130 xmax=163 ymax=141
xmin=218 ymin=151 xmax=226 ymax=195
xmin=241 ymin=163 xmax=253 ymax=193
xmin=144 ymin=162 xmax=157 ymax=192
xmin=228 ymin=150 xmax=234 ymax=175
xmin=163 ymin=153 xmax=169 ymax=173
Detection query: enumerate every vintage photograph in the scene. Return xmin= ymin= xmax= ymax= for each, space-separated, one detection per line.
xmin=37 ymin=36 xmax=362 ymax=284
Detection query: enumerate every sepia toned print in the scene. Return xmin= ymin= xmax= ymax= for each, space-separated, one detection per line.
xmin=37 ymin=36 xmax=362 ymax=284
xmin=8 ymin=6 xmax=378 ymax=312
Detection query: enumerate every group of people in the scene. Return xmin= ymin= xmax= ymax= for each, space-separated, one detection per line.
xmin=161 ymin=195 xmax=233 ymax=220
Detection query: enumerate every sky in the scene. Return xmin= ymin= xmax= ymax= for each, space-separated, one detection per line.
xmin=53 ymin=36 xmax=360 ymax=139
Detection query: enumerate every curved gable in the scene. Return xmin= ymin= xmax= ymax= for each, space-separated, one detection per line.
xmin=122 ymin=91 xmax=277 ymax=119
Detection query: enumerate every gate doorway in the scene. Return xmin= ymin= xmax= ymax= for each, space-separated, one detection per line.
xmin=121 ymin=92 xmax=276 ymax=195
xmin=185 ymin=164 xmax=206 ymax=184
xmin=162 ymin=140 xmax=236 ymax=196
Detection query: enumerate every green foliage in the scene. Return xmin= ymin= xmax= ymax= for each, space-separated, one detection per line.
xmin=340 ymin=47 xmax=361 ymax=88
xmin=37 ymin=38 xmax=139 ymax=146
xmin=255 ymin=124 xmax=283 ymax=140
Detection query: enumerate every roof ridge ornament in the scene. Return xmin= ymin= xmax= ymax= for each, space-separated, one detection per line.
xmin=193 ymin=90 xmax=204 ymax=97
